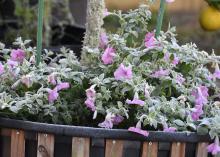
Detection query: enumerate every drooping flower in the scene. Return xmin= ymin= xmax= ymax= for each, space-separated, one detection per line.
xmin=48 ymin=88 xmax=59 ymax=103
xmin=128 ymin=126 xmax=149 ymax=137
xmin=207 ymin=137 xmax=220 ymax=155
xmin=99 ymin=32 xmax=108 ymax=49
xmin=114 ymin=64 xmax=132 ymax=80
xmin=21 ymin=75 xmax=33 ymax=88
xmin=163 ymin=127 xmax=177 ymax=133
xmin=86 ymin=85 xmax=96 ymax=98
xmin=85 ymin=98 xmax=96 ymax=111
xmin=176 ymin=74 xmax=185 ymax=85
xmin=166 ymin=0 xmax=175 ymax=3
xmin=126 ymin=98 xmax=145 ymax=106
xmin=112 ymin=115 xmax=124 ymax=125
xmin=145 ymin=32 xmax=156 ymax=48
xmin=56 ymin=82 xmax=70 ymax=91
xmin=191 ymin=105 xmax=204 ymax=121
xmin=7 ymin=59 xmax=18 ymax=69
xmin=10 ymin=49 xmax=25 ymax=63
xmin=0 ymin=62 xmax=4 ymax=75
xmin=98 ymin=113 xmax=114 ymax=129
xmin=48 ymin=74 xmax=56 ymax=85
xmin=151 ymin=69 xmax=170 ymax=78
xmin=192 ymin=86 xmax=209 ymax=106
xmin=101 ymin=46 xmax=116 ymax=65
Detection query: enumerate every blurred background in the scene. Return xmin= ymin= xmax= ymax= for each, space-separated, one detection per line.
xmin=0 ymin=0 xmax=219 ymax=54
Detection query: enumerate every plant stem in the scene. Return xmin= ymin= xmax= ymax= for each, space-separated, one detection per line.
xmin=156 ymin=0 xmax=166 ymax=38
xmin=36 ymin=0 xmax=44 ymax=66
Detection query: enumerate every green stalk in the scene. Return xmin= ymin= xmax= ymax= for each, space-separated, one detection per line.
xmin=36 ymin=0 xmax=44 ymax=66
xmin=155 ymin=0 xmax=166 ymax=38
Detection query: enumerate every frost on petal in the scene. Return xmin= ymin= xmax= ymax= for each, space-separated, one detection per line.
xmin=126 ymin=98 xmax=145 ymax=106
xmin=101 ymin=46 xmax=116 ymax=65
xmin=151 ymin=69 xmax=170 ymax=78
xmin=114 ymin=64 xmax=132 ymax=80
xmin=56 ymin=82 xmax=70 ymax=91
xmin=86 ymin=85 xmax=96 ymax=98
xmin=145 ymin=32 xmax=156 ymax=48
xmin=128 ymin=127 xmax=149 ymax=137
xmin=48 ymin=88 xmax=59 ymax=103
xmin=99 ymin=32 xmax=108 ymax=49
xmin=85 ymin=98 xmax=96 ymax=111
xmin=10 ymin=49 xmax=25 ymax=63
xmin=112 ymin=115 xmax=124 ymax=125
xmin=0 ymin=62 xmax=4 ymax=75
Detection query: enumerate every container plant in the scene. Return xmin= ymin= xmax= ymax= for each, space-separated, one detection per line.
xmin=1 ymin=0 xmax=220 ymax=157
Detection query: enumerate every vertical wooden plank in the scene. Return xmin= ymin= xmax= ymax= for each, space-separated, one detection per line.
xmin=170 ymin=142 xmax=186 ymax=157
xmin=10 ymin=129 xmax=25 ymax=157
xmin=72 ymin=137 xmax=90 ymax=157
xmin=196 ymin=142 xmax=208 ymax=157
xmin=37 ymin=133 xmax=54 ymax=157
xmin=141 ymin=142 xmax=158 ymax=157
xmin=105 ymin=139 xmax=124 ymax=157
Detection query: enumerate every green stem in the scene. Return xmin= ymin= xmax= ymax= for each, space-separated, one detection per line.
xmin=155 ymin=0 xmax=166 ymax=38
xmin=36 ymin=0 xmax=44 ymax=66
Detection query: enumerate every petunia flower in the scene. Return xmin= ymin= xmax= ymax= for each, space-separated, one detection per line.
xmin=104 ymin=8 xmax=110 ymax=17
xmin=163 ymin=127 xmax=177 ymax=133
xmin=0 ymin=62 xmax=4 ymax=75
xmin=56 ymin=82 xmax=70 ymax=91
xmin=86 ymin=85 xmax=96 ymax=98
xmin=192 ymin=86 xmax=209 ymax=106
xmin=126 ymin=98 xmax=145 ymax=106
xmin=99 ymin=32 xmax=108 ymax=49
xmin=7 ymin=59 xmax=18 ymax=69
xmin=145 ymin=32 xmax=156 ymax=48
xmin=48 ymin=88 xmax=59 ymax=103
xmin=10 ymin=49 xmax=25 ymax=63
xmin=213 ymin=69 xmax=220 ymax=79
xmin=112 ymin=115 xmax=124 ymax=125
xmin=21 ymin=75 xmax=33 ymax=88
xmin=48 ymin=74 xmax=57 ymax=85
xmin=128 ymin=122 xmax=149 ymax=137
xmin=101 ymin=46 xmax=116 ymax=65
xmin=172 ymin=56 xmax=180 ymax=66
xmin=85 ymin=98 xmax=96 ymax=111
xmin=176 ymin=74 xmax=185 ymax=85
xmin=98 ymin=113 xmax=114 ymax=129
xmin=191 ymin=105 xmax=204 ymax=121
xmin=151 ymin=69 xmax=170 ymax=78
xmin=207 ymin=137 xmax=220 ymax=155
xmin=164 ymin=52 xmax=170 ymax=62
xmin=114 ymin=64 xmax=132 ymax=80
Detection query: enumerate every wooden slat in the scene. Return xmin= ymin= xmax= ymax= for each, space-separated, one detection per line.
xmin=72 ymin=137 xmax=90 ymax=157
xmin=0 ymin=128 xmax=11 ymax=136
xmin=142 ymin=142 xmax=158 ymax=157
xmin=37 ymin=133 xmax=54 ymax=157
xmin=105 ymin=139 xmax=124 ymax=157
xmin=10 ymin=129 xmax=25 ymax=157
xmin=196 ymin=142 xmax=208 ymax=157
xmin=171 ymin=142 xmax=186 ymax=157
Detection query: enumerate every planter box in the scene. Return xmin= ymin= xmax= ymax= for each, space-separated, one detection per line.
xmin=0 ymin=118 xmax=212 ymax=157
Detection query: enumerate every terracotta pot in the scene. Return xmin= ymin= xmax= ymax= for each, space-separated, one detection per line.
xmin=105 ymin=0 xmax=140 ymax=11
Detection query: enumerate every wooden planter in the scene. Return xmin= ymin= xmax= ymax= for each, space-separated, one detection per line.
xmin=0 ymin=118 xmax=212 ymax=157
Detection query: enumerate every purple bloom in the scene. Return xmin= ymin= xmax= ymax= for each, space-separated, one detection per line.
xmin=48 ymin=88 xmax=59 ymax=103
xmin=114 ymin=64 xmax=132 ymax=80
xmin=176 ymin=74 xmax=185 ymax=85
xmin=191 ymin=105 xmax=204 ymax=121
xmin=128 ymin=127 xmax=149 ymax=137
xmin=213 ymin=69 xmax=220 ymax=79
xmin=112 ymin=115 xmax=124 ymax=125
xmin=7 ymin=59 xmax=18 ymax=69
xmin=99 ymin=32 xmax=108 ymax=49
xmin=192 ymin=86 xmax=209 ymax=106
xmin=164 ymin=52 xmax=170 ymax=61
xmin=0 ymin=62 xmax=4 ymax=75
xmin=145 ymin=32 xmax=156 ymax=48
xmin=172 ymin=56 xmax=180 ymax=66
xmin=10 ymin=49 xmax=25 ymax=63
xmin=86 ymin=85 xmax=96 ymax=98
xmin=104 ymin=8 xmax=110 ymax=17
xmin=151 ymin=69 xmax=170 ymax=78
xmin=101 ymin=46 xmax=116 ymax=65
xmin=98 ymin=119 xmax=113 ymax=129
xmin=207 ymin=138 xmax=220 ymax=155
xmin=163 ymin=127 xmax=177 ymax=133
xmin=21 ymin=75 xmax=33 ymax=88
xmin=126 ymin=98 xmax=145 ymax=106
xmin=85 ymin=98 xmax=96 ymax=111
xmin=56 ymin=82 xmax=70 ymax=91
xmin=48 ymin=74 xmax=56 ymax=85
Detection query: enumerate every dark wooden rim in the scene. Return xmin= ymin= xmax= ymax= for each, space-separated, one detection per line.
xmin=0 ymin=117 xmax=211 ymax=142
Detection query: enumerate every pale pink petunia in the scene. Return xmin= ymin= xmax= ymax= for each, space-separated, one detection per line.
xmin=7 ymin=59 xmax=18 ymax=69
xmin=172 ymin=56 xmax=180 ymax=66
xmin=128 ymin=127 xmax=149 ymax=137
xmin=163 ymin=127 xmax=177 ymax=133
xmin=98 ymin=119 xmax=113 ymax=129
xmin=48 ymin=74 xmax=57 ymax=85
xmin=85 ymin=98 xmax=96 ymax=111
xmin=56 ymin=82 xmax=70 ymax=91
xmin=112 ymin=115 xmax=124 ymax=125
xmin=21 ymin=75 xmax=33 ymax=88
xmin=99 ymin=32 xmax=108 ymax=49
xmin=145 ymin=32 xmax=156 ymax=48
xmin=207 ymin=138 xmax=220 ymax=155
xmin=10 ymin=49 xmax=25 ymax=63
xmin=126 ymin=98 xmax=145 ymax=106
xmin=48 ymin=88 xmax=59 ymax=103
xmin=151 ymin=69 xmax=170 ymax=78
xmin=104 ymin=8 xmax=110 ymax=17
xmin=86 ymin=85 xmax=96 ymax=98
xmin=101 ymin=46 xmax=116 ymax=65
xmin=192 ymin=86 xmax=209 ymax=106
xmin=114 ymin=64 xmax=132 ymax=80
xmin=191 ymin=105 xmax=204 ymax=121
xmin=0 ymin=62 xmax=4 ymax=75
xmin=213 ymin=69 xmax=220 ymax=79
xmin=166 ymin=0 xmax=175 ymax=3
xmin=164 ymin=52 xmax=170 ymax=61
xmin=176 ymin=74 xmax=185 ymax=85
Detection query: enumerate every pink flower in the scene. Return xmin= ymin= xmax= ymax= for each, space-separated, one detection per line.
xmin=172 ymin=56 xmax=180 ymax=66
xmin=56 ymin=82 xmax=70 ymax=91
xmin=126 ymin=98 xmax=145 ymax=106
xmin=104 ymin=8 xmax=110 ymax=17
xmin=112 ymin=115 xmax=124 ymax=125
xmin=21 ymin=75 xmax=33 ymax=88
xmin=10 ymin=49 xmax=25 ymax=63
xmin=176 ymin=74 xmax=185 ymax=85
xmin=86 ymin=85 xmax=96 ymax=98
xmin=192 ymin=86 xmax=209 ymax=106
xmin=99 ymin=32 xmax=108 ymax=49
xmin=114 ymin=64 xmax=132 ymax=80
xmin=163 ymin=127 xmax=177 ymax=133
xmin=213 ymin=69 xmax=220 ymax=79
xmin=7 ymin=59 xmax=18 ymax=69
xmin=0 ymin=62 xmax=4 ymax=75
xmin=145 ymin=32 xmax=156 ymax=48
xmin=48 ymin=88 xmax=59 ymax=103
xmin=166 ymin=0 xmax=175 ymax=3
xmin=164 ymin=52 xmax=170 ymax=61
xmin=191 ymin=105 xmax=204 ymax=121
xmin=151 ymin=69 xmax=170 ymax=78
xmin=48 ymin=74 xmax=56 ymax=85
xmin=101 ymin=46 xmax=116 ymax=65
xmin=98 ymin=113 xmax=114 ymax=129
xmin=207 ymin=138 xmax=220 ymax=155
xmin=128 ymin=127 xmax=149 ymax=137
xmin=85 ymin=98 xmax=96 ymax=111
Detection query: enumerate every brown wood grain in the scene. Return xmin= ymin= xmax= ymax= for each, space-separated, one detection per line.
xmin=105 ymin=139 xmax=124 ymax=157
xmin=171 ymin=142 xmax=186 ymax=157
xmin=10 ymin=129 xmax=25 ymax=157
xmin=72 ymin=137 xmax=90 ymax=157
xmin=141 ymin=142 xmax=158 ymax=157
xmin=0 ymin=128 xmax=11 ymax=136
xmin=37 ymin=133 xmax=54 ymax=157
xmin=196 ymin=142 xmax=208 ymax=157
